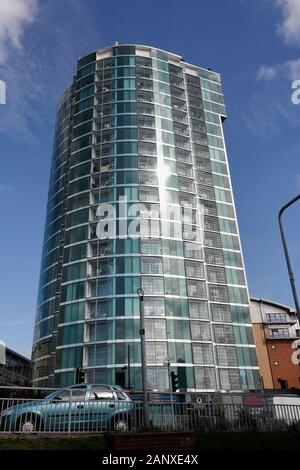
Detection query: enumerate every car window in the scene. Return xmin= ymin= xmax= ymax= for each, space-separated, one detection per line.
xmin=90 ymin=387 xmax=114 ymax=401
xmin=55 ymin=390 xmax=86 ymax=401
xmin=116 ymin=391 xmax=128 ymax=401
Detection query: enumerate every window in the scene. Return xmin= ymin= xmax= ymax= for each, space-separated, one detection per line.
xmin=219 ymin=369 xmax=241 ymax=390
xmin=207 ymin=266 xmax=226 ymax=284
xmin=185 ymin=261 xmax=204 ymax=278
xmin=165 ymin=298 xmax=188 ymax=317
xmin=144 ymin=298 xmax=165 ymax=316
xmin=164 ymin=258 xmax=185 ymax=276
xmin=167 ymin=319 xmax=191 ymax=340
xmin=204 ymin=231 xmax=222 ymax=248
xmin=237 ymin=347 xmax=258 ymax=367
xmin=146 ymin=342 xmax=167 ymax=363
xmin=61 ymin=281 xmax=85 ymax=301
xmin=141 ymin=257 xmax=163 ymax=274
xmin=87 ymin=344 xmax=107 ymax=366
xmin=63 ymin=262 xmax=86 ymax=282
xmin=191 ymin=321 xmax=211 ymax=341
xmin=165 ymin=277 xmax=186 ymax=296
xmin=216 ymin=345 xmax=238 ymax=366
xmin=168 ymin=342 xmax=192 ymax=363
xmin=145 ymin=319 xmax=166 ymax=339
xmin=142 ymin=276 xmax=164 ymax=295
xmin=141 ymin=239 xmax=162 ymax=255
xmin=268 ymin=328 xmax=289 ymax=339
xmin=57 ymin=323 xmax=84 ymax=345
xmin=66 ymin=208 xmax=89 ymax=228
xmin=192 ymin=344 xmax=214 ymax=365
xmin=163 ymin=240 xmax=183 ymax=257
xmin=194 ymin=367 xmax=216 ymax=389
xmin=226 ymin=268 xmax=245 ymax=286
xmin=265 ymin=313 xmax=287 ymax=323
xmin=234 ymin=325 xmax=254 ymax=344
xmin=211 ymin=304 xmax=232 ymax=323
xmin=60 ymin=302 xmax=85 ymax=323
xmin=213 ymin=324 xmax=235 ymax=344
xmin=278 ymin=379 xmax=288 ymax=390
xmin=55 ymin=388 xmax=86 ymax=401
xmin=90 ymin=387 xmax=114 ymax=400
xmin=228 ymin=287 xmax=248 ymax=304
xmin=188 ymin=300 xmax=209 ymax=319
xmin=187 ymin=280 xmax=207 ymax=298
xmin=209 ymin=285 xmax=229 ymax=303
xmin=223 ymin=251 xmax=243 ymax=268
xmin=205 ymin=248 xmax=224 ymax=265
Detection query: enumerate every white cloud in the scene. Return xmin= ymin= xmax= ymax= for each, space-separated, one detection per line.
xmin=0 ymin=0 xmax=100 ymax=139
xmin=0 ymin=0 xmax=38 ymax=64
xmin=276 ymin=0 xmax=300 ymax=45
xmin=285 ymin=57 xmax=300 ymax=80
xmin=257 ymin=65 xmax=277 ymax=80
xmin=257 ymin=58 xmax=300 ymax=82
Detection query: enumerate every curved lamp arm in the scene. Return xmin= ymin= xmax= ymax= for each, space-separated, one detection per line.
xmin=278 ymin=194 xmax=300 ymax=323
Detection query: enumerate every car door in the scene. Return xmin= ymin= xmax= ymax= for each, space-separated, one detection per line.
xmin=43 ymin=387 xmax=87 ymax=432
xmin=85 ymin=386 xmax=116 ymax=431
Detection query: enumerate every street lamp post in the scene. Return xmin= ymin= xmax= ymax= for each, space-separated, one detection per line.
xmin=137 ymin=287 xmax=149 ymax=428
xmin=278 ymin=194 xmax=300 ymax=323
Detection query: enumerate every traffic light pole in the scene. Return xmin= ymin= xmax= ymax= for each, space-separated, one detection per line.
xmin=278 ymin=195 xmax=300 ymax=323
xmin=137 ymin=288 xmax=149 ymax=429
xmin=165 ymin=359 xmax=175 ymax=430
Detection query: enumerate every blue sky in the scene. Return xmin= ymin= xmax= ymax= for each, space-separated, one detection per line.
xmin=1 ymin=0 xmax=300 ymax=357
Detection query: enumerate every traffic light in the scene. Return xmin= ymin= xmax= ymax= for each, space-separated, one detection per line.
xmin=170 ymin=371 xmax=179 ymax=392
xmin=75 ymin=368 xmax=85 ymax=384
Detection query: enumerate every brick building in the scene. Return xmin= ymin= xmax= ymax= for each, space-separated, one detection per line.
xmin=250 ymin=298 xmax=300 ymax=390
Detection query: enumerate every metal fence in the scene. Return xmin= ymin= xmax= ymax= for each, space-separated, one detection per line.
xmin=1 ymin=387 xmax=300 ymax=434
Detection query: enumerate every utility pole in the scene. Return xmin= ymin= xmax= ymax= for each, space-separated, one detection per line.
xmin=127 ymin=344 xmax=131 ymax=390
xmin=137 ymin=288 xmax=149 ymax=428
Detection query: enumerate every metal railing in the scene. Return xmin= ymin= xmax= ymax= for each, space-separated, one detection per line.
xmin=1 ymin=387 xmax=300 ymax=434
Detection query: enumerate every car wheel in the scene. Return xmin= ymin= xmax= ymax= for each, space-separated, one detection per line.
xmin=112 ymin=414 xmax=130 ymax=432
xmin=16 ymin=415 xmax=41 ymax=433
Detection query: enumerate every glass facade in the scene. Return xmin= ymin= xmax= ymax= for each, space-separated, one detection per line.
xmin=32 ymin=45 xmax=260 ymax=391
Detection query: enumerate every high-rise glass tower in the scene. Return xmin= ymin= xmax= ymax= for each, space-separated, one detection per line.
xmin=32 ymin=44 xmax=260 ymax=391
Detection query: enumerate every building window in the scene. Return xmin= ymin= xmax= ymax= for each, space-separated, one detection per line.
xmin=278 ymin=378 xmax=288 ymax=389
xmin=188 ymin=300 xmax=209 ymax=319
xmin=219 ymin=368 xmax=241 ymax=390
xmin=265 ymin=313 xmax=287 ymax=323
xmin=191 ymin=321 xmax=211 ymax=341
xmin=145 ymin=319 xmax=166 ymax=340
xmin=142 ymin=276 xmax=164 ymax=295
xmin=146 ymin=342 xmax=167 ymax=363
xmin=144 ymin=298 xmax=165 ymax=316
xmin=194 ymin=367 xmax=216 ymax=389
xmin=141 ymin=257 xmax=163 ymax=275
xmin=216 ymin=345 xmax=238 ymax=367
xmin=268 ymin=328 xmax=289 ymax=339
xmin=192 ymin=343 xmax=214 ymax=365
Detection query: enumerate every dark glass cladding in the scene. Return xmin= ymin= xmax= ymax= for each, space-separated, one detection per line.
xmin=77 ymin=52 xmax=96 ymax=69
xmin=32 ymin=45 xmax=259 ymax=392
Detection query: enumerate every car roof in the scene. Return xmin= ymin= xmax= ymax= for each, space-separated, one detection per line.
xmin=69 ymin=383 xmax=124 ymax=391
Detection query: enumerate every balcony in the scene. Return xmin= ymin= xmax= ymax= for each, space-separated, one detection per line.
xmin=265 ymin=332 xmax=298 ymax=340
xmin=263 ymin=314 xmax=297 ymax=325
